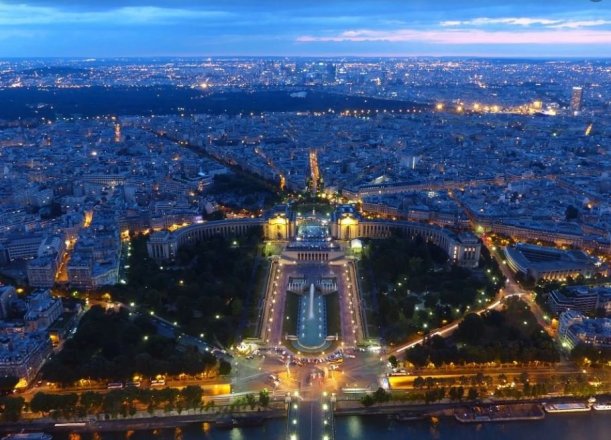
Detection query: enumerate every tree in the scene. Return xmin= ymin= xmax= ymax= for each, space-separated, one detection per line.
xmin=373 ymin=387 xmax=390 ymax=403
xmin=565 ymin=205 xmax=579 ymax=221
xmin=424 ymin=388 xmax=445 ymax=404
xmin=181 ymin=385 xmax=203 ymax=410
xmin=30 ymin=392 xmax=53 ymax=416
xmin=405 ymin=345 xmax=429 ymax=368
xmin=361 ymin=395 xmax=375 ymax=407
xmin=219 ymin=359 xmax=232 ymax=376
xmin=455 ymin=313 xmax=485 ymax=344
xmin=388 ymin=355 xmax=398 ymax=368
xmin=474 ymin=372 xmax=484 ymax=386
xmin=456 ymin=386 xmax=464 ymax=401
xmin=79 ymin=391 xmax=103 ymax=415
xmin=467 ymin=388 xmax=479 ymax=401
xmin=0 ymin=396 xmax=25 ymax=422
xmin=245 ymin=393 xmax=257 ymax=410
xmin=258 ymin=390 xmax=270 ymax=408
xmin=413 ymin=376 xmax=425 ymax=388
xmin=0 ymin=376 xmax=18 ymax=396
xmin=102 ymin=390 xmax=125 ymax=418
xmin=59 ymin=393 xmax=78 ymax=419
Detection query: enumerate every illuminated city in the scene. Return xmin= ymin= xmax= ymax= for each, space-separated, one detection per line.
xmin=0 ymin=1 xmax=610 ymax=440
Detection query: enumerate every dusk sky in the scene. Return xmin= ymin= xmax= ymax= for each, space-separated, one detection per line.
xmin=1 ymin=0 xmax=611 ymax=58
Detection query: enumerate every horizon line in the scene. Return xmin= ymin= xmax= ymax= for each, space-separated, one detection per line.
xmin=1 ymin=54 xmax=611 ymax=60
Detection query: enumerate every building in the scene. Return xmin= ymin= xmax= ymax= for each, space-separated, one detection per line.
xmin=27 ymin=255 xmax=58 ymax=288
xmin=571 ymin=86 xmax=583 ymax=113
xmin=4 ymin=234 xmax=44 ymax=261
xmin=0 ymin=332 xmax=53 ymax=383
xmin=147 ymin=218 xmax=265 ymax=261
xmin=91 ymin=258 xmax=119 ymax=286
xmin=24 ymin=289 xmax=63 ymax=332
xmin=67 ymin=253 xmax=94 ymax=289
xmin=0 ymin=286 xmax=16 ymax=320
xmin=331 ymin=205 xmax=481 ymax=268
xmin=263 ymin=205 xmax=295 ymax=240
xmin=557 ymin=310 xmax=611 ymax=350
xmin=147 ymin=205 xmax=482 ymax=268
xmin=479 ymin=220 xmax=585 ymax=249
xmin=504 ymin=243 xmax=597 ymax=282
xmin=37 ymin=235 xmax=65 ymax=259
xmin=548 ymin=285 xmax=611 ymax=316
xmin=82 ymin=174 xmax=126 ymax=187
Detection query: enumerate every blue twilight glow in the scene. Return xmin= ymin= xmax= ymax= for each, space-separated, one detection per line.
xmin=0 ymin=0 xmax=610 ymax=57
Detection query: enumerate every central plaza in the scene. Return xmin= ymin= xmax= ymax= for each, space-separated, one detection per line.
xmin=259 ymin=207 xmax=365 ymax=356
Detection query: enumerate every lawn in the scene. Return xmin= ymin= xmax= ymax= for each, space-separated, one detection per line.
xmin=282 ymin=291 xmax=300 ymax=336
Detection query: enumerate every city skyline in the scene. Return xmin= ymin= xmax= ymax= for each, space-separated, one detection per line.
xmin=0 ymin=2 xmax=609 ymax=437
xmin=1 ymin=0 xmax=611 ymax=58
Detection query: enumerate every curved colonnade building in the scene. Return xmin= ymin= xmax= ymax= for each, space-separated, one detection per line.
xmin=147 ymin=205 xmax=481 ymax=268
xmin=147 ymin=218 xmax=265 ymax=261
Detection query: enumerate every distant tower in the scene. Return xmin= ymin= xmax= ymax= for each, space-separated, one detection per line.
xmin=570 ymin=87 xmax=583 ymax=114
xmin=114 ymin=123 xmax=122 ymax=143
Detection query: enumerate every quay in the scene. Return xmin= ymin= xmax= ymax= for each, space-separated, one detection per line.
xmin=454 ymin=403 xmax=545 ymax=423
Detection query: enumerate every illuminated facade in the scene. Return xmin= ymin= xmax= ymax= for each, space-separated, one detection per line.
xmin=263 ymin=207 xmax=295 ymax=240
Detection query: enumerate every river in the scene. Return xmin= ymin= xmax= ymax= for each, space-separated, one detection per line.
xmin=52 ymin=413 xmax=610 ymax=440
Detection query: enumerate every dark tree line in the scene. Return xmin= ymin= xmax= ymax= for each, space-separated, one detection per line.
xmin=405 ymin=299 xmax=560 ymax=366
xmin=27 ymin=386 xmax=270 ymax=420
xmin=42 ymin=306 xmax=217 ymax=384
xmin=362 ymin=235 xmax=502 ymax=343
xmin=112 ymin=231 xmax=262 ymax=346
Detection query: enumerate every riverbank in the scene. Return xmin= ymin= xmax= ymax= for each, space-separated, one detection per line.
xmin=454 ymin=403 xmax=545 ymax=423
xmin=334 ymin=394 xmax=611 ymax=418
xmin=45 ymin=412 xmax=611 ymax=440
xmin=0 ymin=409 xmax=285 ymax=435
xmin=3 ymin=395 xmax=610 ymax=436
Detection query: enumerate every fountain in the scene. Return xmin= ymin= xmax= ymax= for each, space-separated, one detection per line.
xmin=293 ymin=282 xmax=330 ymax=353
xmin=308 ymin=283 xmax=315 ymax=320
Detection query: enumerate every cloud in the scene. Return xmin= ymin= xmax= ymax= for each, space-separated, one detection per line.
xmin=0 ymin=2 xmax=230 ymax=26
xmin=441 ymin=17 xmax=562 ymax=27
xmin=0 ymin=28 xmax=41 ymax=40
xmin=297 ymin=28 xmax=611 ymax=45
xmin=548 ymin=20 xmax=611 ymax=29
xmin=440 ymin=17 xmax=611 ymax=29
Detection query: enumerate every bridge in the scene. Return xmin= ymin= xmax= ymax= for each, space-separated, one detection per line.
xmin=286 ymin=392 xmax=335 ymax=440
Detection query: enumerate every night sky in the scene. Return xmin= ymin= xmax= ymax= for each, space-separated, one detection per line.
xmin=1 ymin=0 xmax=611 ymax=57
